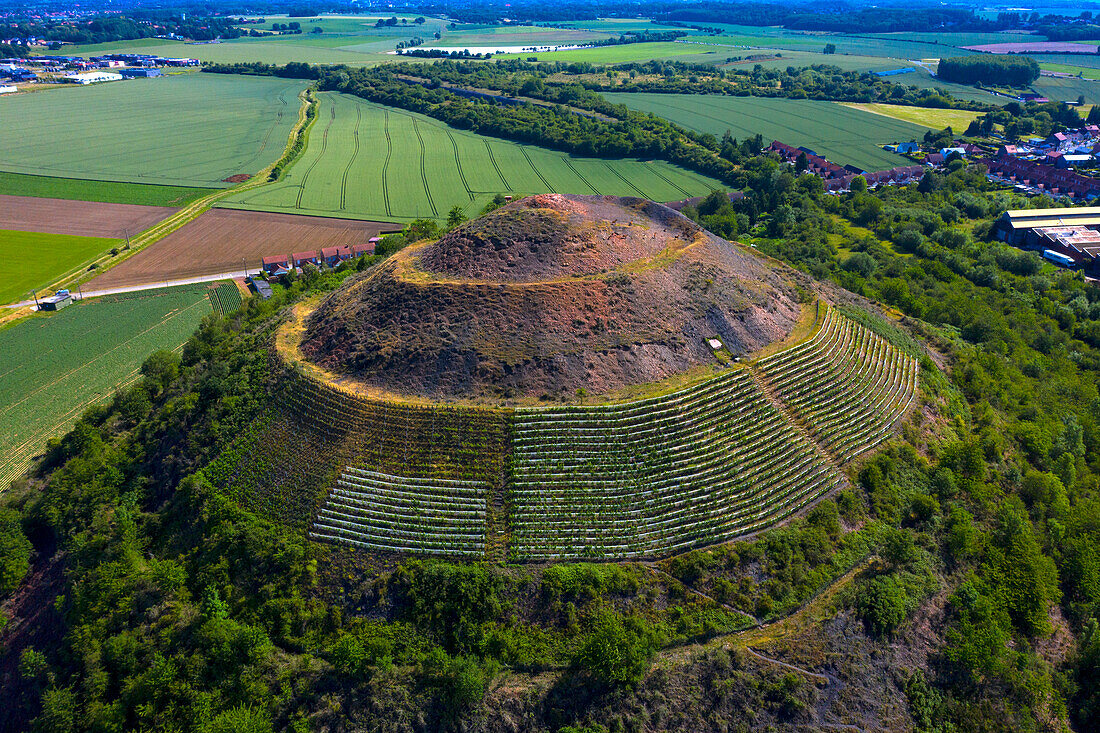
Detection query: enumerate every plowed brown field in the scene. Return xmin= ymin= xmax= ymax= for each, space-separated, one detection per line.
xmin=0 ymin=195 xmax=177 ymax=238
xmin=89 ymin=209 xmax=399 ymax=289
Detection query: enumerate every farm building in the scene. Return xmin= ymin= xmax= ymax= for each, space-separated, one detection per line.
xmin=352 ymin=242 xmax=375 ymax=257
xmin=321 ymin=245 xmax=351 ymax=267
xmin=120 ymin=68 xmax=162 ymax=78
xmin=995 ymin=208 xmax=1100 ymax=246
xmin=293 ymin=251 xmax=321 ymax=268
xmin=248 ymin=277 xmax=274 ymax=300
xmin=0 ymin=85 xmax=15 ymax=94
xmin=39 ymin=292 xmax=71 ymax=311
xmin=261 ymin=254 xmax=290 ymax=275
xmin=894 ymin=142 xmax=921 ymax=154
xmin=63 ymin=72 xmax=122 ymax=84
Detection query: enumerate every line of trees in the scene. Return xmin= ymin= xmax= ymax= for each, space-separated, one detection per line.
xmin=937 ymin=55 xmax=1041 ymax=86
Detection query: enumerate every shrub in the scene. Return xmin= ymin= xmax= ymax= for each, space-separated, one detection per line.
xmin=0 ymin=509 xmax=30 ymax=597
xmin=856 ymin=575 xmax=907 ymax=636
xmin=574 ymin=613 xmax=658 ymax=687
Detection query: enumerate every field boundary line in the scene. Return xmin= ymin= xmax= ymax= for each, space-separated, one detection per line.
xmin=339 ymin=103 xmax=362 ymax=211
xmin=4 ymin=88 xmax=316 ymax=310
xmin=446 ymin=129 xmax=477 ymax=201
xmin=412 ymin=119 xmax=439 ymax=216
xmin=446 ymin=130 xmax=475 ymax=201
xmin=239 ymin=85 xmax=290 ymax=171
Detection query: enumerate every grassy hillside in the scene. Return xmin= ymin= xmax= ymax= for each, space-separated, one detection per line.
xmin=0 ymin=74 xmax=306 ymax=187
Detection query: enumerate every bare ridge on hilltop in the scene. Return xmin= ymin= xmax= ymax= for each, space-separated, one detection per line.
xmin=301 ymin=194 xmax=810 ymax=400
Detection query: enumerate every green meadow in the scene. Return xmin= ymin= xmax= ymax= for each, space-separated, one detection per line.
xmin=220 ymin=93 xmax=724 ymax=223
xmin=604 ymin=93 xmax=928 ymax=171
xmin=0 ymin=74 xmax=306 ymax=187
xmin=0 ymin=229 xmax=119 ymax=304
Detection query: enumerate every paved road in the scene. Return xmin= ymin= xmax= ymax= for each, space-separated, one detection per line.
xmin=5 ymin=269 xmax=259 ymax=309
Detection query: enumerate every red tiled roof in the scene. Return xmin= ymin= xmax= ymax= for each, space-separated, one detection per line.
xmin=262 ymin=254 xmax=288 ymax=265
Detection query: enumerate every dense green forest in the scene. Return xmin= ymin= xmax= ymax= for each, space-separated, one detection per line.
xmin=937 ymin=55 xmax=1042 ymax=87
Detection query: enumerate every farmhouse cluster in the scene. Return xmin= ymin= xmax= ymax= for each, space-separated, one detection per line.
xmin=769 ymin=140 xmax=930 ymax=192
xmin=260 ymin=239 xmax=380 ymax=276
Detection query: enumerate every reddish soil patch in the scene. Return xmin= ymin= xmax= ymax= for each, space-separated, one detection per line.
xmin=89 ymin=208 xmax=400 ymax=289
xmin=0 ymin=195 xmax=176 ymax=238
xmin=303 ymin=195 xmax=811 ymax=400
xmin=963 ymin=41 xmax=1099 ymax=53
xmin=222 ymin=174 xmax=252 ymax=183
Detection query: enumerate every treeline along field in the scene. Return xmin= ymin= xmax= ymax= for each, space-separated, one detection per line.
xmin=602 ymin=93 xmax=929 ymax=172
xmin=220 ymin=93 xmax=724 ymax=222
xmin=0 ymin=285 xmax=214 ymax=490
xmin=0 ymin=74 xmax=307 ymax=187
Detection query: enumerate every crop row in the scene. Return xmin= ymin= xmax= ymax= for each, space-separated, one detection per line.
xmin=207 ymin=282 xmax=243 ymax=315
xmin=760 ymin=308 xmax=918 ymax=464
xmin=309 ymin=466 xmax=488 ymax=557
xmin=509 ymin=366 xmax=840 ymax=560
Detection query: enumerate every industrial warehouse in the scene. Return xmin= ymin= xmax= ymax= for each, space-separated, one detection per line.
xmin=995 ymin=207 xmax=1100 ymax=273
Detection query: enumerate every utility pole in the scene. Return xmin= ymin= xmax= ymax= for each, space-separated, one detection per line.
xmin=31 ymin=290 xmax=39 ymax=308
xmin=124 ymin=228 xmax=131 ymax=250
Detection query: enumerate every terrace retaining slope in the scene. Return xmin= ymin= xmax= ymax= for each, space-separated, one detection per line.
xmin=262 ymin=301 xmax=918 ymax=562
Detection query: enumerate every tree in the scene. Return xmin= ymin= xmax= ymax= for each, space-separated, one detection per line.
xmin=824 ymin=43 xmax=836 ymax=54
xmin=404 ymin=218 xmax=439 ymax=242
xmin=937 ymin=55 xmax=1040 ymax=86
xmin=850 ymin=175 xmax=867 ymax=192
xmin=795 ymin=151 xmax=809 ymax=172
xmin=447 ymin=205 xmax=467 ymax=229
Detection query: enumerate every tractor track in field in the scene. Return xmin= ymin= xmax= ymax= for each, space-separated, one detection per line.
xmin=603 ymin=161 xmax=647 ymax=197
xmin=562 ymin=157 xmax=601 ymax=195
xmin=295 ymin=101 xmax=335 ymax=209
xmin=239 ymin=90 xmax=288 ymax=172
xmin=413 ymin=118 xmax=438 ymax=216
xmin=647 ymin=162 xmax=692 ymax=198
xmin=484 ymin=141 xmax=509 ymax=189
xmin=446 ymin=130 xmax=475 ymax=201
xmin=339 ymin=104 xmax=362 ymax=211
xmin=382 ymin=110 xmax=393 ymax=217
xmin=519 ymin=146 xmax=553 ymax=191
